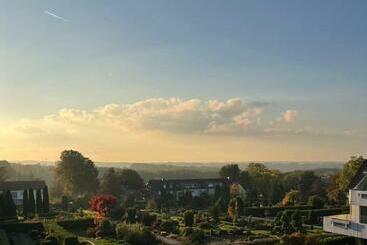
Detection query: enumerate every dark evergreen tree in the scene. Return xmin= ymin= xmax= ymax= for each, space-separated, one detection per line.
xmin=61 ymin=196 xmax=68 ymax=211
xmin=42 ymin=186 xmax=50 ymax=213
xmin=23 ymin=189 xmax=28 ymax=218
xmin=36 ymin=189 xmax=42 ymax=214
xmin=0 ymin=193 xmax=4 ymax=218
xmin=4 ymin=190 xmax=16 ymax=218
xmin=28 ymin=189 xmax=36 ymax=215
xmin=291 ymin=210 xmax=304 ymax=232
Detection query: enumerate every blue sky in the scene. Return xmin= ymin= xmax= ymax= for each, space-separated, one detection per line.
xmin=1 ymin=0 xmax=366 ymax=161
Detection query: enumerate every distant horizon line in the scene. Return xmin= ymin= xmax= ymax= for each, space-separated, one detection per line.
xmin=2 ymin=159 xmax=345 ymax=165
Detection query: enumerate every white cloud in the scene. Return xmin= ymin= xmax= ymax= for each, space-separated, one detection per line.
xmin=11 ymin=98 xmax=268 ymax=137
xmin=281 ymin=110 xmax=298 ymax=123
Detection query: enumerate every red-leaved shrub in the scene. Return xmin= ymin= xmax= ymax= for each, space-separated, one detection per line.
xmin=90 ymin=195 xmax=117 ymax=217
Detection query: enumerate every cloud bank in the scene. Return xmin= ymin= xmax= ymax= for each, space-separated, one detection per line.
xmin=12 ymin=98 xmax=272 ymax=137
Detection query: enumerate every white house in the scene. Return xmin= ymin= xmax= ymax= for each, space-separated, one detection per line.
xmin=0 ymin=180 xmax=47 ymax=205
xmin=323 ymin=167 xmax=367 ymax=241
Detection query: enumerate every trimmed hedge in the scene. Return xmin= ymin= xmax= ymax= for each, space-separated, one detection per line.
xmin=57 ymin=218 xmax=94 ymax=230
xmin=243 ymin=206 xmax=348 ymax=218
xmin=0 ymin=222 xmax=44 ymax=233
xmin=243 ymin=206 xmax=313 ymax=217
xmin=299 ymin=208 xmax=349 ymax=217
xmin=320 ymin=236 xmax=356 ymax=245
xmin=43 ymin=221 xmax=79 ymax=245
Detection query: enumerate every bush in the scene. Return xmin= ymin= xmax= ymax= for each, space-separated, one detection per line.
xmin=139 ymin=212 xmax=157 ymax=226
xmin=116 ymin=223 xmax=159 ymax=245
xmin=43 ymin=221 xmax=79 ymax=245
xmin=183 ymin=228 xmax=206 ymax=245
xmin=95 ymin=219 xmax=115 ymax=238
xmin=183 ymin=210 xmax=194 ymax=227
xmin=321 ymin=236 xmax=356 ymax=245
xmin=160 ymin=219 xmax=179 ymax=234
xmin=57 ymin=218 xmax=94 ymax=230
xmin=307 ymin=195 xmax=325 ymax=209
xmin=197 ymin=221 xmax=213 ymax=229
xmin=126 ymin=208 xmax=137 ymax=223
xmin=281 ymin=232 xmax=305 ymax=245
xmin=89 ymin=195 xmax=117 ymax=217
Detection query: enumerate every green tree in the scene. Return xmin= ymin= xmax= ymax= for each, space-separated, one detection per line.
xmin=280 ymin=210 xmax=294 ymax=234
xmin=126 ymin=207 xmax=137 ymax=223
xmin=119 ymin=169 xmax=144 ymax=191
xmin=42 ymin=186 xmax=50 ymax=213
xmin=282 ymin=190 xmax=301 ymax=206
xmin=338 ymin=156 xmax=366 ymax=191
xmin=36 ymin=189 xmax=42 ymax=214
xmin=291 ymin=210 xmax=303 ymax=232
xmin=0 ymin=167 xmax=8 ymax=182
xmin=307 ymin=195 xmax=324 ymax=209
xmin=210 ymin=206 xmax=220 ymax=223
xmin=28 ymin=189 xmax=36 ymax=215
xmin=22 ymin=190 xmax=29 ymax=218
xmin=219 ymin=164 xmax=241 ymax=180
xmin=227 ymin=197 xmax=244 ymax=223
xmin=3 ymin=190 xmax=17 ymax=218
xmin=183 ymin=210 xmax=195 ymax=227
xmin=327 ymin=173 xmax=345 ymax=205
xmin=99 ymin=168 xmax=123 ymax=196
xmin=61 ymin=195 xmax=68 ymax=211
xmin=55 ymin=150 xmax=99 ymax=197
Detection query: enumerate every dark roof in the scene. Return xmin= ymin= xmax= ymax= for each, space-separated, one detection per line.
xmin=148 ymin=178 xmax=228 ymax=185
xmin=349 ymin=160 xmax=367 ymax=190
xmin=0 ymin=180 xmax=46 ymax=191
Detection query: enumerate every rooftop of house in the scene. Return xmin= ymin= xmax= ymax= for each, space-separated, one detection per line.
xmin=350 ymin=160 xmax=367 ymax=191
xmin=147 ymin=178 xmax=230 ymax=190
xmin=0 ymin=180 xmax=46 ymax=191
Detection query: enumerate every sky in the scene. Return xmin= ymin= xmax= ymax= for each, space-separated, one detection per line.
xmin=0 ymin=0 xmax=367 ymax=162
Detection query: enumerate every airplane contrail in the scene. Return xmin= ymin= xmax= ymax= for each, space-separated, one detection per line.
xmin=44 ymin=10 xmax=69 ymax=22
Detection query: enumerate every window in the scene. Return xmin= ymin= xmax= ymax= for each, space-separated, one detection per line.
xmin=333 ymin=221 xmax=347 ymax=229
xmin=360 ymin=206 xmax=367 ymax=224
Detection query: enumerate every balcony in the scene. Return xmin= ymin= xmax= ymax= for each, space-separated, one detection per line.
xmin=324 ymin=214 xmax=367 ymax=239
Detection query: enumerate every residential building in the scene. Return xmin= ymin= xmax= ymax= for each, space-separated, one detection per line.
xmin=147 ymin=178 xmax=229 ymax=200
xmin=324 ymin=163 xmax=367 ymax=241
xmin=0 ymin=180 xmax=47 ymax=205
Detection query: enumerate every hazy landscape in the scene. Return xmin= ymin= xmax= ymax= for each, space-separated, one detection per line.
xmin=1 ymin=1 xmax=367 ymax=244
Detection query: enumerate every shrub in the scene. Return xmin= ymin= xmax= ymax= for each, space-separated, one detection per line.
xmin=281 ymin=232 xmax=305 ymax=245
xmin=89 ymin=194 xmax=117 ymax=217
xmin=183 ymin=228 xmax=206 ymax=245
xmin=197 ymin=221 xmax=213 ymax=229
xmin=183 ymin=210 xmax=194 ymax=227
xmin=307 ymin=195 xmax=324 ymax=209
xmin=110 ymin=205 xmax=125 ymax=220
xmin=126 ymin=208 xmax=137 ymax=223
xmin=160 ymin=219 xmax=179 ymax=234
xmin=139 ymin=212 xmax=157 ymax=226
xmin=44 ymin=221 xmax=79 ymax=245
xmin=95 ymin=219 xmax=115 ymax=238
xmin=116 ymin=223 xmax=159 ymax=245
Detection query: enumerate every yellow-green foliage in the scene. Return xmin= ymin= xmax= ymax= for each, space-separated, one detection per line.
xmin=43 ymin=221 xmax=79 ymax=245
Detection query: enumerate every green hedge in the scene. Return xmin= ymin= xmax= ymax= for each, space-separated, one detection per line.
xmin=320 ymin=236 xmax=356 ymax=245
xmin=299 ymin=208 xmax=349 ymax=217
xmin=43 ymin=221 xmax=79 ymax=245
xmin=0 ymin=221 xmax=44 ymax=233
xmin=243 ymin=206 xmax=348 ymax=218
xmin=57 ymin=218 xmax=94 ymax=230
xmin=243 ymin=205 xmax=313 ymax=217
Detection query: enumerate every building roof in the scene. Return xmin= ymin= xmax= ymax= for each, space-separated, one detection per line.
xmin=0 ymin=180 xmax=46 ymax=191
xmin=147 ymin=178 xmax=229 ymax=191
xmin=148 ymin=178 xmax=228 ymax=185
xmin=349 ymin=160 xmax=367 ymax=190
